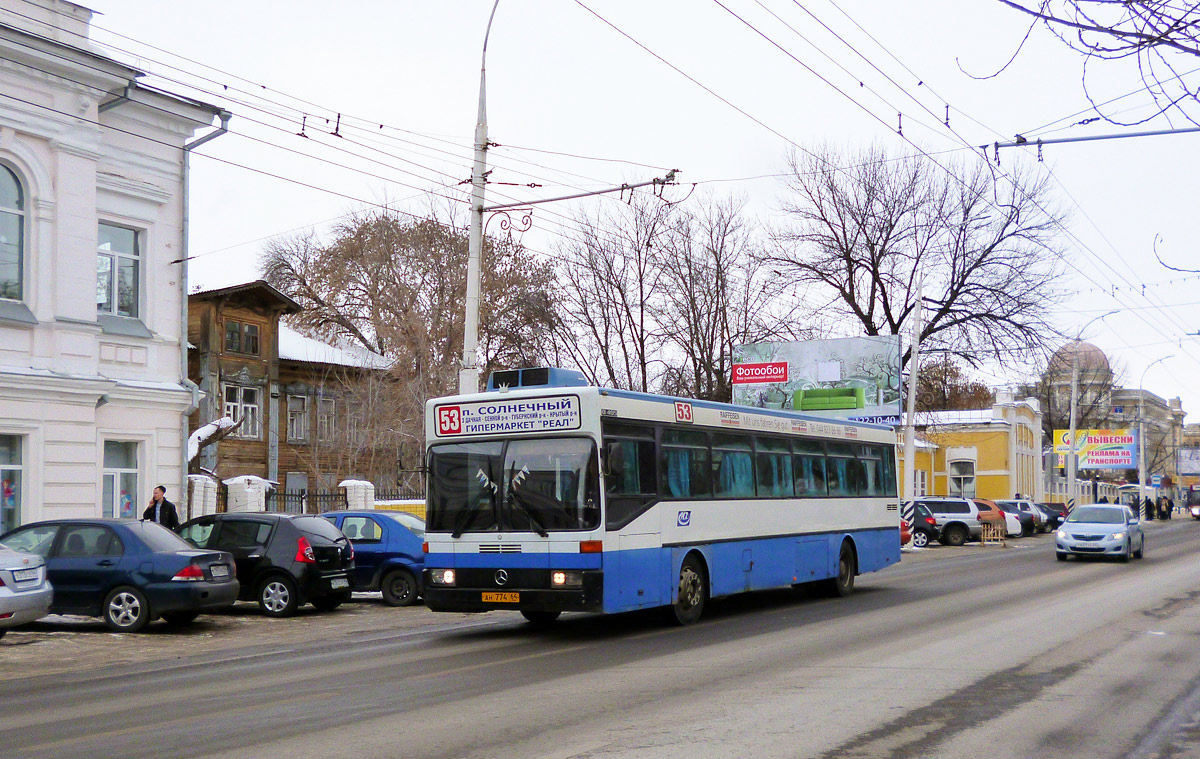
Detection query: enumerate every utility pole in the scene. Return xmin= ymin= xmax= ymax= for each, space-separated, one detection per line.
xmin=459 ymin=1 xmax=500 ymax=396
xmin=902 ymin=271 xmax=924 ymax=519
xmin=1138 ymin=355 xmax=1173 ymax=515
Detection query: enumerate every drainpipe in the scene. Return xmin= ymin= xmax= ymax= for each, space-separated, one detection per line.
xmin=180 ymin=109 xmax=231 ymax=518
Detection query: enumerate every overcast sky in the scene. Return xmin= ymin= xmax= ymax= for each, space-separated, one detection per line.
xmin=79 ymin=0 xmax=1200 ymax=419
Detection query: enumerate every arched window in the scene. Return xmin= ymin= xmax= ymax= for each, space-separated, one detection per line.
xmin=0 ymin=165 xmax=23 ymax=300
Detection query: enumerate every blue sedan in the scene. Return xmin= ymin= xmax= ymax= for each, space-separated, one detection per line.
xmin=1056 ymin=504 xmax=1145 ymax=562
xmin=0 ymin=519 xmax=239 ymax=632
xmin=322 ymin=511 xmax=425 ymax=606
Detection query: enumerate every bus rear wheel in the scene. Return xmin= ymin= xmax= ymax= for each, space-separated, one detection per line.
xmin=823 ymin=542 xmax=856 ymax=598
xmin=670 ymin=554 xmax=707 ymax=626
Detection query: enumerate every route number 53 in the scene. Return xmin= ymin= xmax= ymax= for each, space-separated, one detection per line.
xmin=437 ymin=406 xmax=462 ymax=435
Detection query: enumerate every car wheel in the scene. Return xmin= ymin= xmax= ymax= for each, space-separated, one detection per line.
xmin=380 ymin=568 xmax=419 ymax=607
xmin=823 ymin=542 xmax=857 ymax=598
xmin=0 ymin=629 xmax=6 ymax=640
xmin=942 ymin=524 xmax=968 ymax=547
xmin=911 ymin=531 xmax=930 ymax=548
xmin=1056 ymin=552 xmax=1067 ymax=561
xmin=669 ymin=554 xmax=707 ymax=626
xmin=257 ymin=575 xmax=300 ymax=617
xmin=312 ymin=592 xmax=350 ymax=612
xmin=103 ymin=586 xmax=151 ymax=632
xmin=161 ymin=611 xmax=200 ymax=627
xmin=520 ymin=610 xmax=561 ymax=626
xmin=1120 ymin=540 xmax=1132 ymax=563
xmin=1134 ymin=539 xmax=1145 ymax=560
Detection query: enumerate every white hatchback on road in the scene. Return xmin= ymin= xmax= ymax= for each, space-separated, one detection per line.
xmin=0 ymin=544 xmax=53 ymax=638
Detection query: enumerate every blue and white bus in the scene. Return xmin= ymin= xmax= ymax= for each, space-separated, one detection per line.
xmin=422 ymin=368 xmax=901 ymax=625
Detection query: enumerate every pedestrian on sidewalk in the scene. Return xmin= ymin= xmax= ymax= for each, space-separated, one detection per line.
xmin=143 ymin=485 xmax=180 ymax=530
xmin=1143 ymin=496 xmax=1155 ymax=521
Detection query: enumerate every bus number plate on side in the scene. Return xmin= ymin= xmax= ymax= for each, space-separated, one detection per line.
xmin=482 ymin=592 xmax=520 ymax=603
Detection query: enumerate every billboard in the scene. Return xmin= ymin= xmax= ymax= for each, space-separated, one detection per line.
xmin=1053 ymin=429 xmax=1138 ymax=469
xmin=1179 ymin=448 xmax=1200 ymax=476
xmin=732 ymin=336 xmax=902 ymax=422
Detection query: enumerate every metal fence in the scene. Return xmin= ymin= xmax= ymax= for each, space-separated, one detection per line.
xmin=264 ymin=490 xmax=349 ymax=515
xmin=374 ymin=488 xmax=424 ymax=502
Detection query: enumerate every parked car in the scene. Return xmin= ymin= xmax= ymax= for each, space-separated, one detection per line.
xmin=320 ymin=510 xmax=425 ymax=606
xmin=0 ymin=519 xmax=237 ymax=632
xmin=913 ymin=497 xmax=984 ymax=546
xmin=1009 ymin=499 xmax=1049 ymax=532
xmin=0 ymin=544 xmax=53 ymax=638
xmin=974 ymin=499 xmax=1022 ymax=538
xmin=995 ymin=501 xmax=1036 ymax=537
xmin=907 ymin=502 xmax=941 ymax=548
xmin=1034 ymin=502 xmax=1066 ymax=529
xmin=178 ymin=513 xmax=354 ymax=617
xmin=1056 ymin=504 xmax=1144 ymax=562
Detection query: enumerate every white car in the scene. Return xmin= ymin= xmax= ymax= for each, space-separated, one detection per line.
xmin=0 ymin=544 xmax=53 ymax=638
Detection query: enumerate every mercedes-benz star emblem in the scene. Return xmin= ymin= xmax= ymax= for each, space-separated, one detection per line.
xmin=495 ymin=569 xmax=509 ymax=586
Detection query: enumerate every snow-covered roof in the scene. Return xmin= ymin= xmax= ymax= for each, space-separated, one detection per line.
xmin=278 ymin=324 xmax=392 ymax=370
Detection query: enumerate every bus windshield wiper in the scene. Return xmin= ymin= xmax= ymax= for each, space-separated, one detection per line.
xmin=507 ymin=464 xmax=549 ymax=537
xmin=452 ymin=467 xmax=498 ymax=538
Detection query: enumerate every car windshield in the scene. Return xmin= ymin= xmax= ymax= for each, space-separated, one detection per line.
xmin=427 ymin=437 xmax=600 ymax=534
xmin=129 ymin=521 xmax=195 ymax=552
xmin=1066 ymin=507 xmax=1126 ymax=525
xmin=295 ymin=516 xmax=347 ymax=543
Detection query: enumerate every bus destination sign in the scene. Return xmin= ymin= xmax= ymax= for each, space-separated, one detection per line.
xmin=435 ymin=395 xmax=581 ymax=437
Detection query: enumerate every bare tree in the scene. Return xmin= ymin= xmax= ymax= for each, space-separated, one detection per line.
xmin=990 ymin=1 xmax=1200 ymax=124
xmin=653 ymin=195 xmax=808 ymax=401
xmin=915 ymin=356 xmax=996 ymax=412
xmin=765 ymin=144 xmax=1069 ymax=370
xmin=551 ymin=195 xmax=673 ymax=392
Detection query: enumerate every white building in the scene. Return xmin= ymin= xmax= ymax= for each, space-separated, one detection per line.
xmin=0 ymin=0 xmax=228 ymax=531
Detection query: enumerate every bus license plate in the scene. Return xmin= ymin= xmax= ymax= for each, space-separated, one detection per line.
xmin=482 ymin=592 xmax=519 ymax=603
xmin=331 ymin=578 xmax=349 ymax=589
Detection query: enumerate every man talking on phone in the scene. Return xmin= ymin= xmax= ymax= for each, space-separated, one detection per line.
xmin=143 ymin=485 xmax=180 ymax=529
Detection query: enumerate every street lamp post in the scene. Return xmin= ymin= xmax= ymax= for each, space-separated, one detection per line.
xmin=1066 ymin=311 xmax=1117 ymax=510
xmin=1138 ymin=355 xmax=1174 ymax=515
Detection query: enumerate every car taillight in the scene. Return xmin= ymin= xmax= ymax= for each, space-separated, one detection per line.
xmin=172 ymin=563 xmax=205 ymax=581
xmin=347 ymin=542 xmax=354 ymax=561
xmin=295 ymin=536 xmax=316 ymax=564
xmin=924 ymin=517 xmax=936 ymax=526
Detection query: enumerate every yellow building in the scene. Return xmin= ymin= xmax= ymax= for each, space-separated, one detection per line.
xmin=898 ymin=391 xmax=1044 ymax=502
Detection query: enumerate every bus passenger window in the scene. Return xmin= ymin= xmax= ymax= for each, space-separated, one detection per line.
xmin=661 ymin=430 xmax=710 ymax=498
xmin=605 ymin=439 xmax=657 ymax=497
xmin=713 ymin=434 xmax=754 ymax=498
xmin=793 ymin=454 xmax=827 ymax=496
xmin=755 ymin=438 xmax=793 ymax=497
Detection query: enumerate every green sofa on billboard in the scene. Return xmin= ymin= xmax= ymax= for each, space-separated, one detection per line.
xmin=792 ymin=387 xmax=866 ymax=411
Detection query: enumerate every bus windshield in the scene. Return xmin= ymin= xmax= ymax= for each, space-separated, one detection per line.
xmin=428 ymin=437 xmax=600 ymax=534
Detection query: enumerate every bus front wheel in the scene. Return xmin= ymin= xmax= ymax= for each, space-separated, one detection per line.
xmin=670 ymin=554 xmax=707 ymax=626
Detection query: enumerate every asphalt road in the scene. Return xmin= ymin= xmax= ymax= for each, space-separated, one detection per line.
xmin=4 ymin=520 xmax=1200 ymax=759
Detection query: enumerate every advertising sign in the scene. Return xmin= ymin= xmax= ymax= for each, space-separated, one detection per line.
xmin=1053 ymin=429 xmax=1138 ymax=469
xmin=1178 ymin=448 xmax=1200 ymax=476
xmin=732 ymin=336 xmax=902 ymax=421
xmin=434 ymin=395 xmax=580 ymax=437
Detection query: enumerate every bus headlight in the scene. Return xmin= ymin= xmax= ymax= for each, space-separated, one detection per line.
xmin=550 ymin=570 xmax=583 ymax=588
xmin=429 ymin=569 xmax=456 ymax=587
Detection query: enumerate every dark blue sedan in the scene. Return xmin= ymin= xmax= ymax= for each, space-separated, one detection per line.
xmin=321 ymin=511 xmax=425 ymax=606
xmin=0 ymin=519 xmax=238 ymax=632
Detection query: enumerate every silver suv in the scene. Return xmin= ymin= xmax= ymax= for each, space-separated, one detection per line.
xmin=912 ymin=497 xmax=983 ymax=546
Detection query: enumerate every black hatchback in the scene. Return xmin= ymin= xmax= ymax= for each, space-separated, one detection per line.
xmin=177 ymin=513 xmax=354 ymax=617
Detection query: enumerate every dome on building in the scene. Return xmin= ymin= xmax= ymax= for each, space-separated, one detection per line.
xmin=1047 ymin=340 xmax=1111 ymax=378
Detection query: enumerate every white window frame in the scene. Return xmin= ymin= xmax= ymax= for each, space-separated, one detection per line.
xmin=915 ymin=469 xmax=928 ymax=497
xmin=0 ymin=434 xmax=23 ymax=533
xmin=224 ymin=385 xmax=262 ymax=440
xmin=0 ymin=165 xmax=24 ymax=302
xmin=101 ymin=440 xmax=139 ymax=519
xmin=949 ymin=459 xmax=977 ymax=499
xmin=96 ymin=222 xmax=141 ymax=318
xmin=317 ymin=397 xmax=334 ymax=442
xmin=287 ymin=394 xmax=309 ymax=443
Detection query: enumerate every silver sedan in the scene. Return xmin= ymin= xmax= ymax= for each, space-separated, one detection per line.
xmin=0 ymin=544 xmax=53 ymax=637
xmin=1056 ymin=504 xmax=1145 ymax=562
